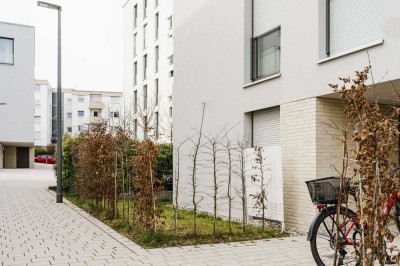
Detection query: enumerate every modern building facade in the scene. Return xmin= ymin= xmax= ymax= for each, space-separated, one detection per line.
xmin=173 ymin=0 xmax=400 ymax=231
xmin=34 ymin=80 xmax=53 ymax=148
xmin=123 ymin=0 xmax=173 ymax=142
xmin=0 ymin=21 xmax=35 ymax=169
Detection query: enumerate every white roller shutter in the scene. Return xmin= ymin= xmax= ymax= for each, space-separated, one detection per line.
xmin=330 ymin=0 xmax=384 ymax=55
xmin=253 ymin=106 xmax=280 ymax=147
xmin=253 ymin=0 xmax=283 ymax=37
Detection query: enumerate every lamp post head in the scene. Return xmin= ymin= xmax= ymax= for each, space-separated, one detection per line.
xmin=37 ymin=1 xmax=62 ymax=11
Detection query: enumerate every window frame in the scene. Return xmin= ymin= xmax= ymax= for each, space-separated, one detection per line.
xmin=251 ymin=26 xmax=281 ymax=82
xmin=0 ymin=37 xmax=14 ymax=65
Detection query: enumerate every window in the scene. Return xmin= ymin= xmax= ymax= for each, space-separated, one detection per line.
xmin=169 ymin=107 xmax=172 ymax=117
xmin=67 ymin=127 xmax=72 ymax=133
xmin=133 ymin=34 xmax=137 ymax=57
xmin=78 ymin=96 xmax=84 ymax=103
xmin=143 ymin=85 xmax=147 ymax=109
xmin=326 ymin=0 xmax=384 ymax=56
xmin=34 ymin=132 xmax=41 ymax=140
xmin=133 ymin=4 xmax=137 ymax=28
xmin=93 ymin=111 xmax=99 ymax=117
xmin=134 ymin=62 xmax=137 ymax=85
xmin=155 ymin=0 xmax=158 ymax=7
xmin=134 ymin=119 xmax=138 ymax=139
xmin=78 ymin=111 xmax=84 ymax=117
xmin=143 ymin=54 xmax=147 ymax=80
xmin=90 ymin=94 xmax=102 ymax=102
xmin=78 ymin=125 xmax=84 ymax=131
xmin=155 ymin=79 xmax=159 ymax=105
xmin=110 ymin=96 xmax=121 ymax=104
xmin=252 ymin=28 xmax=281 ymax=80
xmin=34 ymin=116 xmax=41 ymax=124
xmin=155 ymin=112 xmax=159 ymax=138
xmin=67 ymin=98 xmax=72 ymax=103
xmin=252 ymin=106 xmax=280 ymax=147
xmin=0 ymin=37 xmax=14 ymax=65
xmin=144 ymin=116 xmax=148 ymax=139
xmin=144 ymin=0 xmax=147 ymax=18
xmin=67 ymin=112 xmax=72 ymax=118
xmin=134 ymin=90 xmax=138 ymax=113
xmin=143 ymin=24 xmax=147 ymax=48
xmin=155 ymin=13 xmax=159 ymax=40
xmin=111 ymin=111 xmax=120 ymax=118
xmin=168 ymin=16 xmax=173 ymax=29
xmin=155 ymin=46 xmax=159 ymax=72
xmin=169 ymin=70 xmax=174 ymax=77
xmin=252 ymin=0 xmax=282 ymax=81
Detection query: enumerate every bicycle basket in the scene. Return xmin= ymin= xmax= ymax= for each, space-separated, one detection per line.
xmin=305 ymin=177 xmax=348 ymax=204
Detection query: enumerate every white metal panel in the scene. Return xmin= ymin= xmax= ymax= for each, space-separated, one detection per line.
xmin=253 ymin=0 xmax=283 ymax=37
xmin=253 ymin=106 xmax=280 ymax=147
xmin=245 ymin=146 xmax=284 ymax=224
xmin=330 ymin=0 xmax=384 ymax=54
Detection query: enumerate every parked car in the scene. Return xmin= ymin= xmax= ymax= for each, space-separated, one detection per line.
xmin=34 ymin=155 xmax=55 ymax=164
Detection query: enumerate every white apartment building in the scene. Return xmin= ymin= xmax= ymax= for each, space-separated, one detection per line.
xmin=57 ymin=89 xmax=123 ymax=136
xmin=34 ymin=80 xmax=53 ymax=147
xmin=123 ymin=0 xmax=173 ymax=142
xmin=0 ymin=21 xmax=35 ymax=169
xmin=173 ymin=0 xmax=400 ymax=231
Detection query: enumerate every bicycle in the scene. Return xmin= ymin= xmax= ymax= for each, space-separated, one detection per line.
xmin=305 ymin=176 xmax=400 ymax=266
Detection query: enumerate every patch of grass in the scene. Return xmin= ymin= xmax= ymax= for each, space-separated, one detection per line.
xmin=48 ymin=186 xmax=288 ymax=248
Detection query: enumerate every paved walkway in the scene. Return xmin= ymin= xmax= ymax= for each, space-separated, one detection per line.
xmin=0 ymin=165 xmax=314 ymax=265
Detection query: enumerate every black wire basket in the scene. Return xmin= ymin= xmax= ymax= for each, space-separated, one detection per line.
xmin=306 ymin=177 xmax=349 ymax=205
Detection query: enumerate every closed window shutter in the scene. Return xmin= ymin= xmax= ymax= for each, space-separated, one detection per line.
xmin=330 ymin=0 xmax=384 ymax=55
xmin=253 ymin=106 xmax=280 ymax=147
xmin=253 ymin=0 xmax=283 ymax=37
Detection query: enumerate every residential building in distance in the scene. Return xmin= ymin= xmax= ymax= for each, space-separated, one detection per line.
xmin=34 ymin=80 xmax=53 ymax=148
xmin=33 ymin=81 xmax=123 ymax=146
xmin=173 ymin=0 xmax=400 ymax=231
xmin=0 ymin=21 xmax=35 ymax=169
xmin=123 ymin=0 xmax=173 ymax=142
xmin=53 ymin=89 xmax=123 ymax=137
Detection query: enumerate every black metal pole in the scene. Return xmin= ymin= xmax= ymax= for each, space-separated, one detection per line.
xmin=56 ymin=7 xmax=63 ymax=203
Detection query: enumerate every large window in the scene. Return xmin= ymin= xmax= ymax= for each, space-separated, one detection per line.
xmin=143 ymin=24 xmax=147 ymax=48
xmin=143 ymin=85 xmax=147 ymax=109
xmin=143 ymin=54 xmax=147 ymax=80
xmin=133 ymin=33 xmax=137 ymax=57
xmin=155 ymin=112 xmax=159 ymax=138
xmin=155 ymin=79 xmax=159 ymax=105
xmin=133 ymin=4 xmax=137 ymax=28
xmin=134 ymin=62 xmax=137 ymax=85
xmin=252 ymin=0 xmax=282 ymax=81
xmin=78 ymin=111 xmax=84 ymax=117
xmin=134 ymin=90 xmax=138 ymax=113
xmin=252 ymin=28 xmax=281 ymax=80
xmin=144 ymin=0 xmax=147 ymax=18
xmin=155 ymin=13 xmax=159 ymax=40
xmin=0 ymin=37 xmax=14 ymax=65
xmin=155 ymin=46 xmax=159 ymax=72
xmin=326 ymin=0 xmax=384 ymax=56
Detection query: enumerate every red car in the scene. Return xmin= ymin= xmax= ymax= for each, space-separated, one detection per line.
xmin=35 ymin=155 xmax=56 ymax=164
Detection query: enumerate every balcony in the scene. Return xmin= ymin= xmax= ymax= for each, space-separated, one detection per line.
xmin=88 ymin=101 xmax=103 ymax=109
xmin=89 ymin=117 xmax=103 ymax=124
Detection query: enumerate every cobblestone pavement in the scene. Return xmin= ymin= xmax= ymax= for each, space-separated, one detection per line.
xmin=0 ymin=165 xmax=316 ymax=265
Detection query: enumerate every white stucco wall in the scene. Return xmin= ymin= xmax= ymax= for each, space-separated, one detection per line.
xmin=173 ymin=0 xmax=400 ymax=230
xmin=0 ymin=21 xmax=35 ymax=147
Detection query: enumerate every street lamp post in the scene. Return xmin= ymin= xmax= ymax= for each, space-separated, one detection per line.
xmin=38 ymin=1 xmax=63 ymax=203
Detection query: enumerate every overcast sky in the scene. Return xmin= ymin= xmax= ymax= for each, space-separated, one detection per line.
xmin=0 ymin=0 xmax=123 ymax=92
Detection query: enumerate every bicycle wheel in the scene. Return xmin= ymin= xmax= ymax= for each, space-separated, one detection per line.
xmin=310 ymin=207 xmax=361 ymax=266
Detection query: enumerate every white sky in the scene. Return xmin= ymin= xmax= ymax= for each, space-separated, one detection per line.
xmin=0 ymin=0 xmax=123 ymax=92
